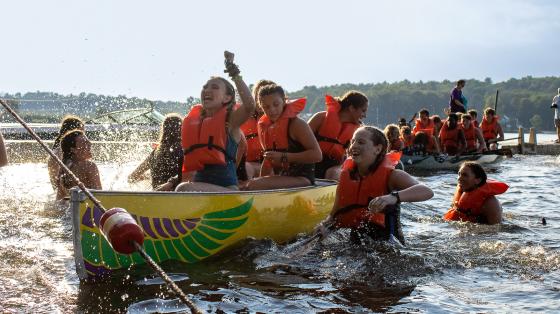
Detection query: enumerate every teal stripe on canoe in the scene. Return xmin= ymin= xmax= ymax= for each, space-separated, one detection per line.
xmin=203 ymin=198 xmax=253 ymax=219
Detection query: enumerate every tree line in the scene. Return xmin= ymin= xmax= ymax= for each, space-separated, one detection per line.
xmin=2 ymin=76 xmax=559 ymax=131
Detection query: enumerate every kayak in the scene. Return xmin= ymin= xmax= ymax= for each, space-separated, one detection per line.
xmin=400 ymin=149 xmax=511 ymax=172
xmin=69 ymin=180 xmax=336 ymax=280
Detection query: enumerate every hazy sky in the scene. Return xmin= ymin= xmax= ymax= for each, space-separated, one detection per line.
xmin=1 ymin=0 xmax=559 ymax=101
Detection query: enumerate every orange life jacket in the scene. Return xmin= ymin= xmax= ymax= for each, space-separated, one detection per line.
xmin=334 ymin=155 xmax=398 ymax=229
xmin=462 ymin=123 xmax=477 ymax=151
xmin=181 ymin=104 xmax=231 ymax=173
xmin=439 ymin=123 xmax=461 ymax=152
xmin=443 ymin=180 xmax=509 ymax=223
xmin=315 ymin=95 xmax=360 ymax=162
xmin=241 ymin=117 xmax=263 ymax=162
xmin=480 ymin=116 xmax=499 ymax=140
xmin=413 ymin=118 xmax=435 ymax=137
xmin=258 ymin=98 xmax=306 ymax=152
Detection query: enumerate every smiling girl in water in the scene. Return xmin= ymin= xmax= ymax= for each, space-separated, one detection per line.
xmin=317 ymin=126 xmax=433 ymax=243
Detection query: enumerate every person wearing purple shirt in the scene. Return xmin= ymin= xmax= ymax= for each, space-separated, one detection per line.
xmin=449 ymin=79 xmax=466 ymax=113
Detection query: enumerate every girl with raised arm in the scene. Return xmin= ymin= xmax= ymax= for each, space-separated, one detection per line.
xmin=176 ymin=51 xmax=255 ymax=192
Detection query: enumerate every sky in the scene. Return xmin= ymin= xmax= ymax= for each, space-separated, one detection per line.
xmin=1 ymin=0 xmax=559 ymax=102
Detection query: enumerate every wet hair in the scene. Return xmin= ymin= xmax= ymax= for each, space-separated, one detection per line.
xmin=468 ymin=109 xmax=478 ymax=118
xmin=53 ymin=115 xmax=84 ymax=149
xmin=336 ymin=90 xmax=368 ymax=111
xmin=355 ymin=126 xmax=388 ymax=173
xmin=447 ymin=113 xmax=459 ymax=129
xmin=431 ymin=115 xmax=442 ymax=124
xmin=252 ymin=79 xmax=276 ymax=117
xmin=457 ymin=79 xmax=466 ymax=86
xmin=484 ymin=108 xmax=496 ymax=116
xmin=157 ymin=114 xmax=182 ymax=152
xmin=401 ymin=125 xmax=412 ymax=136
xmin=460 ymin=161 xmax=487 ymax=186
xmin=60 ymin=130 xmax=85 ymax=164
xmin=419 ymin=108 xmax=430 ymax=116
xmin=384 ymin=124 xmax=400 ymax=141
xmin=258 ymin=84 xmax=286 ymax=103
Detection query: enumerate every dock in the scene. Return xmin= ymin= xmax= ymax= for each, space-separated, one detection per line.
xmin=502 ymin=127 xmax=560 ymax=155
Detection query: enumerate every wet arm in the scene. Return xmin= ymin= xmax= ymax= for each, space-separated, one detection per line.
xmin=481 ymin=196 xmax=502 ymax=224
xmin=230 ymin=76 xmax=256 ymax=129
xmin=128 ymin=153 xmax=151 ymax=182
xmin=475 ymin=128 xmax=487 ymax=152
xmin=388 ymin=170 xmax=434 ymax=202
xmin=0 ymin=132 xmax=7 ymax=167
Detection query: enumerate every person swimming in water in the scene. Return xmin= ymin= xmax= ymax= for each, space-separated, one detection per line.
xmin=175 ymin=51 xmax=255 ymax=192
xmin=128 ymin=114 xmax=183 ymax=190
xmin=0 ymin=131 xmax=7 ymax=167
xmin=56 ymin=130 xmax=101 ymax=200
xmin=443 ymin=161 xmax=508 ymax=224
xmin=308 ymin=91 xmax=367 ymax=180
xmin=316 ymin=126 xmax=433 ymax=244
xmin=245 ymin=84 xmax=322 ymax=190
xmin=48 ymin=115 xmax=85 ymax=190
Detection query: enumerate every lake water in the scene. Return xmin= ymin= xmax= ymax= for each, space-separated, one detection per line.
xmin=0 ymin=141 xmax=559 ymax=313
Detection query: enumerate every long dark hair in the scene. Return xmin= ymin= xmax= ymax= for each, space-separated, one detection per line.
xmin=447 ymin=113 xmax=459 ymax=129
xmin=53 ymin=115 xmax=84 ymax=149
xmin=337 ymin=91 xmax=368 ymax=111
xmin=60 ymin=130 xmax=85 ymax=163
xmin=156 ymin=114 xmax=182 ymax=153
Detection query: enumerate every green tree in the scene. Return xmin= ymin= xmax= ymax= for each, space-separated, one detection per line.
xmin=529 ymin=114 xmax=543 ymax=130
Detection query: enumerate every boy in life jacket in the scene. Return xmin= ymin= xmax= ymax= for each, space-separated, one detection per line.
xmin=431 ymin=115 xmax=443 ymax=141
xmin=308 ymin=91 xmax=368 ymax=180
xmin=316 ymin=126 xmax=433 ymax=244
xmin=443 ymin=161 xmax=508 ymax=224
xmin=400 ymin=126 xmax=414 ymax=150
xmin=480 ymin=108 xmax=504 ymax=150
xmin=384 ymin=124 xmax=404 ymax=152
xmin=468 ymin=109 xmax=480 ymax=128
xmin=413 ymin=109 xmax=439 ymax=151
xmin=244 ymin=84 xmax=322 ymax=190
xmin=239 ymin=79 xmax=276 ymax=181
xmin=460 ymin=113 xmax=487 ymax=153
xmin=176 ymin=51 xmax=255 ymax=192
xmin=439 ymin=113 xmax=466 ymax=156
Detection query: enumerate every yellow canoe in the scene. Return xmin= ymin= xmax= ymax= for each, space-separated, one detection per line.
xmin=70 ymin=181 xmax=336 ymax=280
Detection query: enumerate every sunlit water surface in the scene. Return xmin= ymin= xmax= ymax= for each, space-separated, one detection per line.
xmin=1 ymin=147 xmax=559 ymax=313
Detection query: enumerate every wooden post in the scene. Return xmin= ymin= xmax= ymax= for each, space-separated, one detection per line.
xmin=518 ymin=127 xmax=525 ymax=154
xmin=529 ymin=127 xmax=537 ymax=154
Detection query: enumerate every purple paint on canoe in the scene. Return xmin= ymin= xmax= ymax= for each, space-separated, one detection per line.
xmin=140 ymin=216 xmax=158 ymax=239
xmin=183 ymin=218 xmax=200 ymax=230
xmin=93 ymin=205 xmax=104 ymax=227
xmin=82 ymin=206 xmax=94 ymax=228
xmin=84 ymin=260 xmax=112 ymax=277
xmin=173 ymin=219 xmax=188 ymax=235
xmin=162 ymin=218 xmax=179 ymax=237
xmin=153 ymin=218 xmax=169 ymax=238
